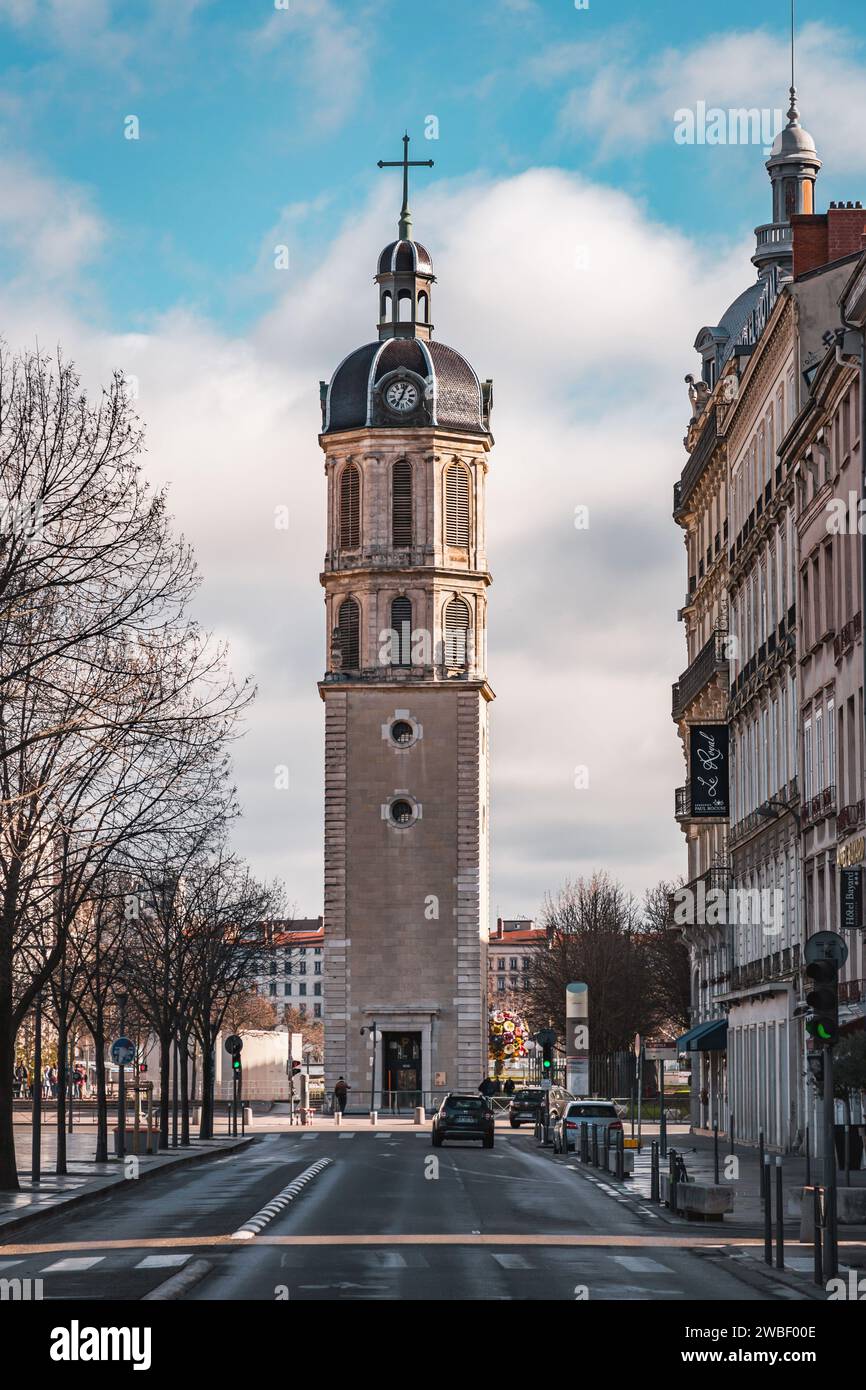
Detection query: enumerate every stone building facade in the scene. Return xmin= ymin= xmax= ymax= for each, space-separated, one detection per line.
xmin=317 ymin=184 xmax=494 ymax=1109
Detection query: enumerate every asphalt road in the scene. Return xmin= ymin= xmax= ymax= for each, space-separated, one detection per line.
xmin=0 ymin=1125 xmax=808 ymax=1301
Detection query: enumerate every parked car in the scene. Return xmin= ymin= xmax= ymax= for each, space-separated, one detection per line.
xmin=553 ymin=1099 xmax=623 ymax=1154
xmin=546 ymin=1085 xmax=575 ymax=1126
xmin=508 ymin=1087 xmax=544 ymax=1127
xmin=432 ymin=1093 xmax=495 ymax=1148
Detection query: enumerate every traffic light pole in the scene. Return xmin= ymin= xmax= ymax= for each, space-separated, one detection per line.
xmin=823 ymin=1044 xmax=838 ymax=1280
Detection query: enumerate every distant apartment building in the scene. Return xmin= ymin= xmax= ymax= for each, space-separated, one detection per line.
xmin=255 ymin=918 xmax=325 ymax=1020
xmin=487 ymin=918 xmax=547 ymax=1005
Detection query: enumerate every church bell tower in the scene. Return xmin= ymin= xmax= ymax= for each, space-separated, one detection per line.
xmin=318 ymin=138 xmax=494 ymax=1107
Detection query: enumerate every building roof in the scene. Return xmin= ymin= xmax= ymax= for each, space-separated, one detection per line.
xmin=377 ymin=239 xmax=434 ymax=276
xmin=258 ymin=918 xmax=324 ymax=948
xmin=323 ymin=336 xmax=486 ymax=435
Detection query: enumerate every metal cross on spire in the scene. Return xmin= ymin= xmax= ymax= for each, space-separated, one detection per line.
xmin=377 ymin=133 xmax=434 ymax=240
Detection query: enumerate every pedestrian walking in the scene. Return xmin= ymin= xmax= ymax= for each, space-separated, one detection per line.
xmin=478 ymin=1076 xmax=495 ymax=1097
xmin=503 ymin=1077 xmax=515 ymax=1096
xmin=48 ymin=1064 xmax=58 ymax=1098
xmin=334 ymin=1077 xmax=350 ymax=1114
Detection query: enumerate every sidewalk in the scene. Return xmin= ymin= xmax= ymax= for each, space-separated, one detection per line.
xmin=0 ymin=1123 xmax=254 ymax=1238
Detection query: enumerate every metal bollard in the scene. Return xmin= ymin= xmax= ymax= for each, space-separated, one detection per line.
xmin=759 ymin=1131 xmax=766 ymax=1205
xmin=334 ymin=1109 xmax=342 ymax=1126
xmin=713 ymin=1123 xmax=719 ymax=1185
xmin=591 ymin=1125 xmax=599 ymax=1167
xmin=763 ymin=1156 xmax=772 ymax=1265
xmin=775 ymin=1157 xmax=784 ymax=1270
xmin=616 ymin=1127 xmax=625 ymax=1182
xmin=669 ymin=1148 xmax=677 ymax=1213
xmin=805 ymin=1123 xmax=811 ymax=1189
xmin=659 ymin=1106 xmax=667 ymax=1160
xmin=580 ymin=1122 xmax=589 ymax=1163
xmin=813 ymin=1185 xmax=823 ymax=1287
xmin=601 ymin=1129 xmax=609 ymax=1172
xmin=369 ymin=1110 xmax=378 ymax=1126
xmin=650 ymin=1140 xmax=659 ymax=1203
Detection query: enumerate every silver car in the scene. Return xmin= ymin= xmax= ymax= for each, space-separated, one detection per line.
xmin=552 ymin=1099 xmax=623 ymax=1154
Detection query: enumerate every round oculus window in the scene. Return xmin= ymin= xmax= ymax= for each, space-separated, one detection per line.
xmin=390 ymin=799 xmax=415 ymax=825
xmin=391 ymin=720 xmax=414 ymax=746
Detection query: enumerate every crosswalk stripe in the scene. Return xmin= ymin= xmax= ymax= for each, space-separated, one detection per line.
xmin=338 ymin=1133 xmax=356 ymax=1140
xmin=612 ymin=1255 xmax=672 ymax=1274
xmin=135 ymin=1255 xmax=192 ymax=1270
xmin=491 ymin=1253 xmax=531 ymax=1270
xmin=42 ymin=1256 xmax=104 ymax=1272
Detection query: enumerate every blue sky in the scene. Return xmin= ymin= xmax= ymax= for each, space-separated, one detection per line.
xmin=1 ymin=0 xmax=865 ymax=915
xmin=2 ymin=0 xmax=865 ymax=333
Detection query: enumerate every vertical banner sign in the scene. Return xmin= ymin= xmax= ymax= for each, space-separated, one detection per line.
xmin=689 ymin=725 xmax=730 ymax=817
xmin=839 ymin=868 xmax=862 ymax=930
xmin=566 ymin=982 xmax=589 ymax=1097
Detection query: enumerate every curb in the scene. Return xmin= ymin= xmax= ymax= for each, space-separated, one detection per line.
xmin=142 ymin=1258 xmax=214 ymax=1301
xmin=0 ymin=1135 xmax=256 ymax=1241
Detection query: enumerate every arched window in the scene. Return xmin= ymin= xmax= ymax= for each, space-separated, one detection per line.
xmin=392 ymin=460 xmax=412 ymax=547
xmin=337 ymin=597 xmax=360 ymax=670
xmin=339 ymin=464 xmax=360 ymax=549
xmin=390 ymin=595 xmax=412 ymax=666
xmin=417 ymin=291 xmax=428 ymax=323
xmin=444 ymin=597 xmax=471 ymax=667
xmin=445 ymin=463 xmax=470 ymax=547
xmin=397 ymin=289 xmax=412 ymax=322
xmin=381 ymin=290 xmax=392 ymax=322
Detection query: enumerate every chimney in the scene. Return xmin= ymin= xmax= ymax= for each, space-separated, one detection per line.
xmin=793 ymin=202 xmax=866 ymax=278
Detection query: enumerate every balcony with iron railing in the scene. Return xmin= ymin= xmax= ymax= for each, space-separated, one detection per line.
xmin=672 ymin=625 xmax=729 ymax=720
xmin=801 ymin=784 xmax=836 ymax=830
xmin=834 ymin=611 xmax=862 ymax=662
xmin=837 ymin=799 xmax=865 ymax=836
xmin=666 ymin=863 xmax=732 ymax=928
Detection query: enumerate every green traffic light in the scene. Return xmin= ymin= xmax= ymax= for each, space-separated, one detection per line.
xmin=542 ymin=1058 xmax=551 ymax=1069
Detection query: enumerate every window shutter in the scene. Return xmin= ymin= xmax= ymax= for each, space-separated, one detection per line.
xmin=340 ymin=465 xmax=360 ymax=549
xmin=444 ymin=597 xmax=471 ymax=666
xmin=390 ymin=595 xmax=412 ymax=665
xmin=445 ymin=463 xmax=470 ymax=547
xmin=337 ymin=598 xmax=360 ymax=670
xmin=392 ymin=461 xmax=413 ymax=547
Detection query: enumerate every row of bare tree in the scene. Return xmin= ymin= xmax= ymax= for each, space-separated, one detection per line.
xmin=523 ymin=872 xmax=691 ymax=1053
xmin=0 ymin=346 xmax=281 ymax=1189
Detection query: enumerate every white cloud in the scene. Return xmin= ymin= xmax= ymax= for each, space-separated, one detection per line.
xmin=535 ymin=21 xmax=866 ymax=175
xmin=248 ymin=0 xmax=371 ymax=133
xmin=0 ymin=154 xmax=106 ymax=284
xmin=0 ymin=165 xmax=753 ymax=913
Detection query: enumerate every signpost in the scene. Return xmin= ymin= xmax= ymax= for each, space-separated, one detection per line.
xmin=634 ymin=1033 xmax=643 ymax=1149
xmin=646 ymin=1046 xmax=676 ymax=1156
xmin=224 ymin=1035 xmax=243 ymax=1136
xmin=111 ymin=1035 xmax=135 ymax=1161
xmin=565 ymin=982 xmax=589 ymax=1097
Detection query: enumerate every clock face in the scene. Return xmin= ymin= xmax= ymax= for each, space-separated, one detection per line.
xmin=384 ymin=379 xmax=420 ymax=413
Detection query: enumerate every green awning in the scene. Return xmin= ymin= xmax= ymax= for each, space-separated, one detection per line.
xmin=677 ymin=1018 xmax=728 ymax=1052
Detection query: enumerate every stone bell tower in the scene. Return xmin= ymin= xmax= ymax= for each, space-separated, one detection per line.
xmin=318 ymin=139 xmax=494 ymax=1108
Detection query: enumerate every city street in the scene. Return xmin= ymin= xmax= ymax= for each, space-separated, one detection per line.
xmin=0 ymin=1122 xmax=807 ymax=1302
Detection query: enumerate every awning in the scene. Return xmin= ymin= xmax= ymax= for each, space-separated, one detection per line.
xmin=676 ymin=1018 xmax=728 ymax=1052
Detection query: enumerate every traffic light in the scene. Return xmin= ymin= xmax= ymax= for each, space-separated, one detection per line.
xmin=291 ymin=1061 xmax=302 ymax=1078
xmin=805 ymin=958 xmax=839 ymax=1046
xmin=231 ymin=1047 xmax=242 ymax=1073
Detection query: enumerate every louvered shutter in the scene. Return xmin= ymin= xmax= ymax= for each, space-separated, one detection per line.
xmin=390 ymin=595 xmax=412 ymax=665
xmin=339 ymin=465 xmax=360 ymax=549
xmin=392 ymin=461 xmax=413 ymax=547
xmin=444 ymin=597 xmax=471 ymax=667
xmin=337 ymin=598 xmax=360 ymax=670
xmin=445 ymin=463 xmax=470 ymax=547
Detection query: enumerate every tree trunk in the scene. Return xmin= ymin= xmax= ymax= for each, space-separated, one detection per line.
xmin=199 ymin=1044 xmax=214 ymax=1140
xmin=180 ymin=1032 xmax=191 ymax=1146
xmin=0 ymin=1012 xmax=19 ymax=1189
xmin=158 ymin=1032 xmax=171 ymax=1150
xmin=94 ymin=1021 xmax=108 ymax=1164
xmin=55 ymin=1011 xmax=68 ymax=1175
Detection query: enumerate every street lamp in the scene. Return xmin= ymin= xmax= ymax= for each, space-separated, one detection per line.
xmin=360 ymin=1022 xmax=379 ymax=1113
xmin=757 ymin=798 xmax=800 ymax=831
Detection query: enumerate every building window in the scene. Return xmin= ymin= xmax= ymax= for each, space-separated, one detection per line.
xmin=339 ymin=464 xmax=360 ymax=548
xmin=299 ymin=1003 xmax=307 ymax=1017
xmin=314 ymin=982 xmax=321 ymax=997
xmin=299 ymin=983 xmax=307 ymax=997
xmin=497 ymin=958 xmax=505 ymax=970
xmin=497 ymin=979 xmax=505 ymax=993
xmin=443 ymin=597 xmax=471 ymax=667
xmin=522 ymin=957 xmax=530 ymax=971
xmin=445 ymin=462 xmax=470 ymax=546
xmin=390 ymin=595 xmax=412 ymax=666
xmin=509 ymin=957 xmax=518 ymax=971
xmin=269 ymin=983 xmax=276 ymax=997
xmin=392 ymin=461 xmax=413 ymax=546
xmin=337 ymin=598 xmax=360 ymax=670
xmin=314 ymin=1003 xmax=322 ymax=1018
xmin=284 ymin=983 xmax=291 ymax=996
xmin=390 ymin=798 xmax=414 ymax=825
xmin=314 ymin=961 xmax=321 ymax=974
xmin=299 ymin=962 xmax=306 ymax=975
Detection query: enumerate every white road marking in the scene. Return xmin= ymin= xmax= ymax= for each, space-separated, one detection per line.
xmin=42 ymin=1256 xmax=104 ymax=1272
xmin=135 ymin=1254 xmax=192 ymax=1270
xmin=232 ymin=1158 xmax=334 ymax=1239
xmin=338 ymin=1133 xmax=356 ymax=1140
xmin=612 ymin=1256 xmax=673 ymax=1274
xmin=0 ymin=1259 xmax=23 ymax=1269
xmin=491 ymin=1253 xmax=531 ymax=1270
